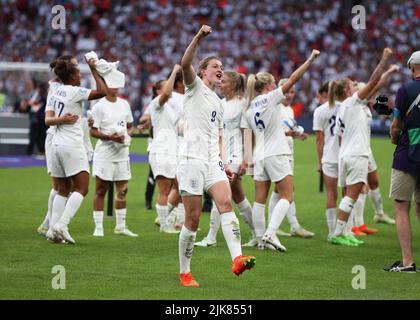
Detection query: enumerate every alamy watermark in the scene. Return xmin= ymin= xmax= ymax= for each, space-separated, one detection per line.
xmin=51 ymin=5 xmax=66 ymax=30
xmin=351 ymin=265 xmax=366 ymax=290
xmin=352 ymin=5 xmax=366 ymax=30
xmin=51 ymin=265 xmax=66 ymax=289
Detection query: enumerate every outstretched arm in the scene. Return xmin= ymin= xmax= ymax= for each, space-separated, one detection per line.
xmin=366 ymin=64 xmax=400 ymax=100
xmin=181 ymin=25 xmax=213 ymax=86
xmin=159 ymin=64 xmax=182 ymax=106
xmin=358 ymin=48 xmax=393 ymax=101
xmin=281 ymin=50 xmax=320 ymax=94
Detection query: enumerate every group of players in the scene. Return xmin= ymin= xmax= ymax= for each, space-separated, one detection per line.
xmin=36 ymin=25 xmax=397 ymax=288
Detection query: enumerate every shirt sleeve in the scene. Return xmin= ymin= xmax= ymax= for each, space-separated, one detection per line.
xmin=92 ymin=103 xmax=103 ymax=129
xmin=268 ymin=87 xmax=285 ymax=107
xmin=394 ymin=85 xmax=408 ymax=120
xmin=312 ymin=108 xmax=322 ymax=131
xmin=45 ymin=83 xmax=59 ymax=112
xmin=124 ymin=100 xmax=134 ymax=124
xmin=70 ymin=86 xmax=91 ymax=103
xmin=240 ymin=111 xmax=251 ymax=129
xmin=45 ymin=92 xmax=54 ymax=112
xmin=185 ymin=76 xmax=201 ymax=95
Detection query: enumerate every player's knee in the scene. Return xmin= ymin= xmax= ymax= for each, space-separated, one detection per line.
xmin=339 ymin=196 xmax=355 ymax=213
xmin=116 ymin=188 xmax=128 ymax=202
xmin=185 ymin=211 xmax=200 ymax=230
xmin=78 ymin=187 xmax=88 ymax=197
xmin=158 ymin=184 xmax=171 ymax=196
xmin=96 ymin=186 xmax=108 ymax=197
xmin=216 ymin=197 xmax=233 ymax=213
xmin=369 ymin=181 xmax=379 ymax=190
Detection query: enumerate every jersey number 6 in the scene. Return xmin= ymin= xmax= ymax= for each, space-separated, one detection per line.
xmin=254 ymin=112 xmax=265 ymax=130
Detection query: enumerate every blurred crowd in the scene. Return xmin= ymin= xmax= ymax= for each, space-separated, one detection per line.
xmin=0 ymin=0 xmax=419 ymax=118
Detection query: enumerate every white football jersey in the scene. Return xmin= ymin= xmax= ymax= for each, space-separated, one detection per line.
xmin=279 ymin=104 xmax=295 ymax=154
xmin=45 ymin=83 xmax=91 ymax=146
xmin=313 ymin=101 xmax=341 ymax=164
xmin=337 ymin=93 xmax=370 ymax=158
xmin=92 ymin=97 xmax=133 ymax=162
xmin=362 ymin=102 xmax=373 ymax=149
xmin=149 ymin=93 xmax=182 ymax=157
xmin=167 ymin=91 xmax=185 ymax=156
xmin=241 ymin=88 xmax=291 ymax=161
xmin=179 ymin=77 xmax=224 ymax=162
xmin=223 ymin=97 xmax=246 ymax=161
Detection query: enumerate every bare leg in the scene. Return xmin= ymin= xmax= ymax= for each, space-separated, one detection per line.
xmin=395 ymin=200 xmax=413 ymax=266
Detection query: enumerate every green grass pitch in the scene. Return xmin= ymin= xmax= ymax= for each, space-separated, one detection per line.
xmin=1 ymin=135 xmax=419 ymax=300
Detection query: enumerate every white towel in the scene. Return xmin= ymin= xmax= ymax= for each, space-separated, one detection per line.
xmin=84 ymin=51 xmax=125 ymax=89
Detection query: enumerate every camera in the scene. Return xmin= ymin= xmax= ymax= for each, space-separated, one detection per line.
xmin=373 ymin=95 xmax=393 ymax=115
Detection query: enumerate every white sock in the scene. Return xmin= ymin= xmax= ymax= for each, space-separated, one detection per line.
xmin=93 ymin=211 xmax=104 ymax=230
xmin=220 ymin=212 xmax=242 ymax=261
xmin=334 ymin=219 xmax=347 ymax=236
xmin=168 ymin=202 xmax=176 ymax=214
xmin=167 ymin=207 xmax=178 ymax=225
xmin=115 ymin=208 xmax=126 ymax=229
xmin=49 ymin=194 xmax=67 ymax=231
xmin=326 ymin=208 xmax=337 ymax=236
xmin=252 ymin=202 xmax=266 ymax=238
xmin=42 ymin=188 xmax=57 ymax=228
xmin=268 ymin=191 xmax=280 ymax=222
xmin=179 ymin=225 xmax=196 ymax=274
xmin=236 ymin=198 xmax=255 ymax=237
xmin=177 ymin=203 xmax=185 ymax=226
xmin=156 ymin=204 xmax=168 ymax=230
xmin=354 ymin=193 xmax=367 ymax=226
xmin=207 ymin=202 xmax=220 ymax=243
xmin=287 ymin=201 xmax=300 ymax=231
xmin=57 ymin=192 xmax=84 ymax=228
xmin=368 ymin=188 xmax=384 ymax=215
xmin=267 ymin=199 xmax=290 ymax=236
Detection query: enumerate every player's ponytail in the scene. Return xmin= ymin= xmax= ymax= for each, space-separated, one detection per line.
xmin=246 ymin=72 xmax=274 ymax=109
xmin=237 ymin=73 xmax=246 ymax=98
xmin=328 ymin=81 xmax=336 ymax=107
xmin=328 ymin=79 xmax=349 ymax=107
xmin=246 ymin=74 xmax=257 ymax=109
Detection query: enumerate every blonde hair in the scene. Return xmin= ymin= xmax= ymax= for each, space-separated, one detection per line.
xmin=328 ymin=78 xmax=351 ymax=107
xmin=197 ymin=56 xmax=221 ymax=79
xmin=224 ymin=71 xmax=246 ymax=98
xmin=246 ymin=72 xmax=275 ymax=108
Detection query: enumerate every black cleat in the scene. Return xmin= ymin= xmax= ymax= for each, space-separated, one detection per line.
xmin=144 ymin=200 xmax=152 ymax=210
xmin=384 ymin=261 xmax=417 ymax=273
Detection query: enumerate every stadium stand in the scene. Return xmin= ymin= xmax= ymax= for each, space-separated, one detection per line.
xmin=0 ymin=0 xmax=419 ymax=117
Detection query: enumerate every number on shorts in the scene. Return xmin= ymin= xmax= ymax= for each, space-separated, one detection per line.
xmin=254 ymin=112 xmax=265 ymax=130
xmin=218 ymin=161 xmax=224 ymax=171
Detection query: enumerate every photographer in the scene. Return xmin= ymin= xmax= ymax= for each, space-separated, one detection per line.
xmin=385 ymin=51 xmax=420 ymax=273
